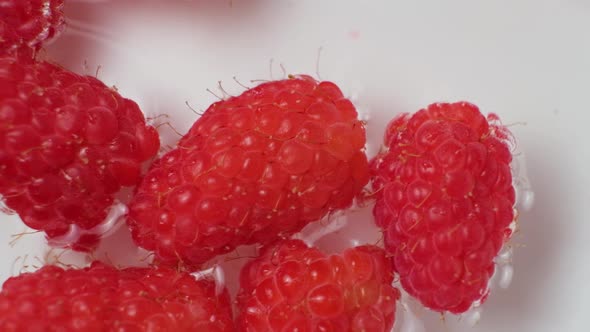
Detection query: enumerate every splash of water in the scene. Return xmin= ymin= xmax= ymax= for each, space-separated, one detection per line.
xmin=47 ymin=201 xmax=127 ymax=248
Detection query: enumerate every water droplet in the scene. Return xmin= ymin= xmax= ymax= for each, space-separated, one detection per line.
xmin=497 ymin=246 xmax=514 ymax=262
xmin=518 ymin=189 xmax=535 ymax=211
xmin=511 ymin=151 xmax=535 ymax=212
xmin=498 ymin=265 xmax=514 ymax=289
xmin=464 ymin=308 xmax=482 ymax=326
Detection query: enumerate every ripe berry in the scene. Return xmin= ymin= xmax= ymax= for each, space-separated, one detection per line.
xmin=0 ymin=262 xmax=234 ymax=331
xmin=0 ymin=57 xmax=160 ymax=251
xmin=236 ymin=239 xmax=400 ymax=332
xmin=0 ymin=0 xmax=65 ymax=60
xmin=370 ymin=102 xmax=516 ymax=314
xmin=127 ymin=75 xmax=369 ymax=267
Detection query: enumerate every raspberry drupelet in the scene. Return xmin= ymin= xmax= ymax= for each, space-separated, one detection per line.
xmin=370 ymin=102 xmax=516 ymax=314
xmin=127 ymin=75 xmax=369 ymax=267
xmin=236 ymin=239 xmax=401 ymax=332
xmin=0 ymin=57 xmax=160 ymax=251
xmin=0 ymin=0 xmax=66 ymax=60
xmin=0 ymin=262 xmax=234 ymax=331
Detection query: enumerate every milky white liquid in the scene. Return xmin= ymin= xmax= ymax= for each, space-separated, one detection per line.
xmin=1 ymin=4 xmax=537 ymax=331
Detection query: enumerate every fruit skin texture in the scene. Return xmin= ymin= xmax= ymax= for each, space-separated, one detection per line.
xmin=370 ymin=102 xmax=516 ymax=314
xmin=0 ymin=262 xmax=234 ymax=331
xmin=0 ymin=57 xmax=160 ymax=251
xmin=128 ymin=75 xmax=369 ymax=266
xmin=236 ymin=239 xmax=400 ymax=332
xmin=0 ymin=0 xmax=66 ymax=60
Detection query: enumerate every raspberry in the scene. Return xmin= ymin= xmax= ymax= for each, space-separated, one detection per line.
xmin=0 ymin=57 xmax=160 ymax=251
xmin=0 ymin=262 xmax=234 ymax=331
xmin=236 ymin=239 xmax=400 ymax=332
xmin=0 ymin=0 xmax=65 ymax=60
xmin=370 ymin=102 xmax=516 ymax=314
xmin=128 ymin=75 xmax=369 ymax=266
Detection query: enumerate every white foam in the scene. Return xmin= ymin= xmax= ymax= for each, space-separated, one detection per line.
xmin=498 ymin=264 xmax=514 ymax=289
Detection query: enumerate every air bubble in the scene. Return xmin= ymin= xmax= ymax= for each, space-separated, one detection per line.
xmin=42 ymin=1 xmax=51 ymax=18
xmin=511 ymin=152 xmax=535 ymax=212
xmin=494 ymin=245 xmax=515 ymax=289
xmin=483 ymin=149 xmax=533 ymax=295
xmin=349 ymin=238 xmax=362 ymax=247
xmin=518 ymin=189 xmax=535 ymax=212
xmin=347 ymin=83 xmax=370 ymax=122
xmin=498 ymin=265 xmax=514 ymax=289
xmin=497 ymin=246 xmax=514 ymax=263
xmin=463 ymin=307 xmax=482 ymax=326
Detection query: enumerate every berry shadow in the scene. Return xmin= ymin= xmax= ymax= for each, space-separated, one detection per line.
xmin=113 ymin=0 xmax=271 ymax=15
xmin=44 ymin=0 xmax=273 ymax=73
xmin=41 ymin=2 xmax=106 ymax=74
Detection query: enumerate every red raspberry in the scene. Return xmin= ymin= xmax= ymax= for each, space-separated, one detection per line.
xmin=0 ymin=57 xmax=160 ymax=251
xmin=236 ymin=239 xmax=400 ymax=332
xmin=0 ymin=0 xmax=65 ymax=60
xmin=370 ymin=102 xmax=516 ymax=314
xmin=128 ymin=75 xmax=369 ymax=266
xmin=0 ymin=262 xmax=234 ymax=331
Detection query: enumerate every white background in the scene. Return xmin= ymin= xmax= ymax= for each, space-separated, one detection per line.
xmin=1 ymin=0 xmax=589 ymax=331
